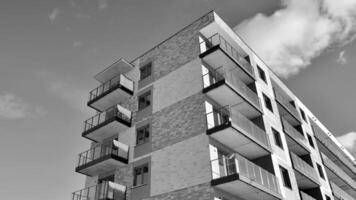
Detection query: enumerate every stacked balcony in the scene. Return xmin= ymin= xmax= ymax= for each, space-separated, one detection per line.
xmin=206 ymin=104 xmax=271 ymax=159
xmin=88 ymin=74 xmax=134 ymax=112
xmin=290 ymin=153 xmax=320 ymax=189
xmin=281 ymin=118 xmax=309 ymax=156
xmin=72 ymin=181 xmax=126 ymax=200
xmin=299 ymin=191 xmax=317 ymax=200
xmin=321 ymin=153 xmax=356 ymax=198
xmin=330 ymin=181 xmax=354 ymax=200
xmin=273 ymin=84 xmax=301 ymax=126
xmin=211 ymin=153 xmax=282 ymax=200
xmin=82 ymin=104 xmax=131 ymax=142
xmin=76 ymin=141 xmax=129 ymax=176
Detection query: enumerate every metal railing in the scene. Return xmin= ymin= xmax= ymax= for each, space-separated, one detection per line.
xmin=200 ymin=33 xmax=254 ymax=76
xmin=281 ymin=118 xmax=308 ymax=147
xmin=72 ymin=181 xmax=126 ymax=200
xmin=84 ymin=104 xmax=131 ymax=132
xmin=290 ymin=153 xmax=319 ymax=184
xmin=273 ymin=87 xmax=301 ymax=121
xmin=202 ymin=66 xmax=261 ymax=110
xmin=206 ymin=104 xmax=270 ymax=149
xmin=211 ymin=154 xmax=280 ymax=195
xmin=300 ymin=191 xmax=316 ymax=200
xmin=77 ymin=142 xmax=129 ymax=168
xmin=330 ymin=181 xmax=354 ymax=200
xmin=89 ymin=74 xmax=133 ymax=102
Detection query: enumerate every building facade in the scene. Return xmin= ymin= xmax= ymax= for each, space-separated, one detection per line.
xmin=71 ymin=11 xmax=356 ymax=200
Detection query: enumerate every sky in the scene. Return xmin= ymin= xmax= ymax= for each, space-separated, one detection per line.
xmin=0 ymin=0 xmax=355 ymax=200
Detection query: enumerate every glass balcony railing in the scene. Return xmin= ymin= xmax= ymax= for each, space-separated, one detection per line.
xmin=202 ymin=66 xmax=261 ymax=110
xmin=72 ymin=181 xmax=126 ymax=200
xmin=83 ymin=104 xmax=131 ymax=133
xmin=200 ymin=33 xmax=254 ymax=76
xmin=77 ymin=142 xmax=129 ymax=168
xmin=281 ymin=118 xmax=308 ymax=147
xmin=206 ymin=104 xmax=270 ymax=149
xmin=89 ymin=74 xmax=134 ymax=102
xmin=300 ymin=191 xmax=316 ymax=200
xmin=211 ymin=154 xmax=280 ymax=195
xmin=273 ymin=88 xmax=301 ymax=121
xmin=290 ymin=153 xmax=319 ymax=184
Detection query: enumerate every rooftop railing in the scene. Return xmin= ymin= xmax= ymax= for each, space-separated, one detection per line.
xmin=89 ymin=74 xmax=133 ymax=102
xmin=211 ymin=154 xmax=280 ymax=195
xmin=202 ymin=66 xmax=261 ymax=110
xmin=290 ymin=153 xmax=319 ymax=184
xmin=83 ymin=104 xmax=131 ymax=133
xmin=206 ymin=104 xmax=270 ymax=150
xmin=72 ymin=181 xmax=126 ymax=200
xmin=77 ymin=141 xmax=129 ymax=168
xmin=200 ymin=33 xmax=254 ymax=76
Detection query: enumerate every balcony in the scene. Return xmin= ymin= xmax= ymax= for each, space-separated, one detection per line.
xmin=273 ymin=86 xmax=301 ymax=126
xmin=300 ymin=191 xmax=317 ymax=200
xmin=321 ymin=153 xmax=356 ymax=198
xmin=88 ymin=74 xmax=134 ymax=111
xmin=202 ymin=65 xmax=262 ymax=118
xmin=211 ymin=154 xmax=282 ymax=200
xmin=199 ymin=33 xmax=255 ymax=85
xmin=281 ymin=118 xmax=309 ymax=156
xmin=72 ymin=181 xmax=126 ymax=200
xmin=290 ymin=153 xmax=320 ymax=189
xmin=75 ymin=141 xmax=129 ymax=176
xmin=82 ymin=105 xmax=131 ymax=142
xmin=206 ymin=104 xmax=271 ymax=159
xmin=330 ymin=181 xmax=354 ymax=200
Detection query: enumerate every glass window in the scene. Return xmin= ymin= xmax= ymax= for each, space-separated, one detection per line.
xmin=257 ymin=65 xmax=267 ymax=83
xmin=272 ymin=128 xmax=283 ymax=149
xmin=138 ymin=91 xmax=151 ymax=111
xmin=136 ymin=125 xmax=150 ymax=145
xmin=317 ymin=163 xmax=325 ymax=179
xmin=307 ymin=133 xmax=315 ymax=148
xmin=133 ymin=164 xmax=149 ymax=186
xmin=140 ymin=62 xmax=152 ymax=80
xmin=263 ymin=93 xmax=273 ymax=112
xmin=280 ymin=166 xmax=292 ymax=189
xmin=300 ymin=108 xmax=307 ymax=122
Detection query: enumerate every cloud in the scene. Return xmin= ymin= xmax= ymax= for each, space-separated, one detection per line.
xmin=98 ymin=0 xmax=109 ymax=11
xmin=234 ymin=0 xmax=356 ymax=78
xmin=337 ymin=132 xmax=356 ymax=154
xmin=0 ymin=94 xmax=47 ymax=120
xmin=336 ymin=50 xmax=347 ymax=64
xmin=72 ymin=41 xmax=83 ymax=48
xmin=49 ymin=8 xmax=60 ymax=24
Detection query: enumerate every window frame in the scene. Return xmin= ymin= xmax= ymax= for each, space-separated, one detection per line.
xmin=138 ymin=91 xmax=151 ymax=111
xmin=263 ymin=93 xmax=273 ymax=113
xmin=317 ymin=163 xmax=325 ymax=180
xmin=257 ymin=65 xmax=267 ymax=83
xmin=307 ymin=133 xmax=315 ymax=148
xmin=136 ymin=124 xmax=150 ymax=145
xmin=133 ymin=164 xmax=149 ymax=187
xmin=140 ymin=62 xmax=152 ymax=80
xmin=280 ymin=166 xmax=292 ymax=189
xmin=272 ymin=127 xmax=284 ymax=149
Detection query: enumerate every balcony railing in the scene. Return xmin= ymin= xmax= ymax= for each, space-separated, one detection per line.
xmin=211 ymin=154 xmax=280 ymax=195
xmin=281 ymin=118 xmax=308 ymax=148
xmin=89 ymin=74 xmax=133 ymax=102
xmin=72 ymin=181 xmax=126 ymax=200
xmin=290 ymin=153 xmax=319 ymax=184
xmin=84 ymin=104 xmax=131 ymax=133
xmin=206 ymin=105 xmax=270 ymax=149
xmin=77 ymin=142 xmax=129 ymax=168
xmin=200 ymin=33 xmax=254 ymax=76
xmin=202 ymin=66 xmax=261 ymax=110
xmin=300 ymin=191 xmax=316 ymax=200
xmin=330 ymin=181 xmax=354 ymax=200
xmin=274 ymin=88 xmax=301 ymax=121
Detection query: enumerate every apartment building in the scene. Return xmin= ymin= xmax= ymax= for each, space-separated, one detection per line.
xmin=71 ymin=11 xmax=356 ymax=200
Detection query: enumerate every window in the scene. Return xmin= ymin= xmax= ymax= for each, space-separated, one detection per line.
xmin=317 ymin=163 xmax=325 ymax=179
xmin=140 ymin=62 xmax=152 ymax=80
xmin=138 ymin=91 xmax=151 ymax=110
xmin=307 ymin=133 xmax=315 ymax=148
xmin=133 ymin=164 xmax=149 ymax=186
xmin=263 ymin=93 xmax=273 ymax=112
xmin=272 ymin=128 xmax=283 ymax=149
xmin=244 ymin=55 xmax=250 ymax=64
xmin=325 ymin=195 xmax=331 ymax=200
xmin=280 ymin=166 xmax=292 ymax=189
xmin=136 ymin=125 xmax=150 ymax=145
xmin=300 ymin=108 xmax=307 ymax=122
xmin=257 ymin=66 xmax=267 ymax=83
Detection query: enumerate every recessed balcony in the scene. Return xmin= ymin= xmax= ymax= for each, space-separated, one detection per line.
xmin=290 ymin=153 xmax=320 ymax=189
xmin=75 ymin=141 xmax=129 ymax=176
xmin=206 ymin=104 xmax=271 ymax=159
xmin=202 ymin=65 xmax=262 ymax=119
xmin=88 ymin=74 xmax=134 ymax=112
xmin=273 ymin=86 xmax=301 ymax=126
xmin=281 ymin=118 xmax=309 ymax=156
xmin=72 ymin=181 xmax=126 ymax=200
xmin=82 ymin=105 xmax=131 ymax=142
xmin=300 ymin=191 xmax=317 ymax=200
xmin=211 ymin=154 xmax=282 ymax=200
xmin=330 ymin=181 xmax=354 ymax=200
xmin=199 ymin=33 xmax=255 ymax=85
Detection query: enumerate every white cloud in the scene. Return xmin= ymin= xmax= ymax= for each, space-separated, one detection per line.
xmin=234 ymin=0 xmax=356 ymax=78
xmin=0 ymin=94 xmax=47 ymax=120
xmin=49 ymin=8 xmax=60 ymax=24
xmin=336 ymin=50 xmax=347 ymax=64
xmin=98 ymin=0 xmax=109 ymax=11
xmin=337 ymin=132 xmax=356 ymax=152
xmin=72 ymin=41 xmax=83 ymax=48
